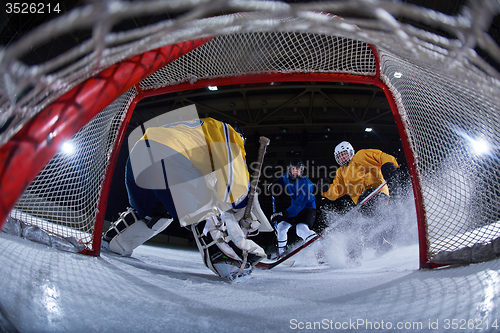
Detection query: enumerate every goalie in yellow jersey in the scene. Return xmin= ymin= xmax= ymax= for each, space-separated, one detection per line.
xmin=102 ymin=105 xmax=272 ymax=280
xmin=317 ymin=141 xmax=401 ymax=260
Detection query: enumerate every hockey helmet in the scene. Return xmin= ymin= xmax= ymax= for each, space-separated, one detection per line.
xmin=288 ymin=158 xmax=304 ymax=179
xmin=334 ymin=141 xmax=355 ymax=166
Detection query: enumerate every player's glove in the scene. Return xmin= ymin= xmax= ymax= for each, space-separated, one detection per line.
xmin=381 ymin=162 xmax=397 ymax=181
xmin=271 ymin=211 xmax=288 ymax=224
xmin=381 ymin=162 xmax=400 ymax=202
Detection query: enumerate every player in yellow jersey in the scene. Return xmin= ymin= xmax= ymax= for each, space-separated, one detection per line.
xmin=319 ymin=141 xmax=400 ymax=210
xmin=102 ymin=106 xmax=272 ymax=280
xmin=318 ymin=141 xmax=401 ymax=260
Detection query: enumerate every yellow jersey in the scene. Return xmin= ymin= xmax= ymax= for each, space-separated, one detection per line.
xmin=322 ymin=149 xmax=398 ymax=204
xmin=138 ymin=117 xmax=249 ymax=205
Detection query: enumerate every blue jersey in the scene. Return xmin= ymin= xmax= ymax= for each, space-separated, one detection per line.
xmin=273 ymin=174 xmax=316 ymax=218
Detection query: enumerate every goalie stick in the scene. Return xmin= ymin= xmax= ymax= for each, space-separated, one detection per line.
xmin=196 ymin=136 xmax=270 ymax=280
xmin=240 ymin=136 xmax=270 ymax=228
xmin=257 ymin=179 xmax=389 ymax=270
xmin=228 ymin=136 xmax=269 ymax=277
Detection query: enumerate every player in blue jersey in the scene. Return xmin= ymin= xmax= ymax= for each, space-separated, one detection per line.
xmin=268 ymin=159 xmax=317 ymax=257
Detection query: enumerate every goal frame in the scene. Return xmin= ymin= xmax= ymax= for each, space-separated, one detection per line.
xmin=0 ymin=39 xmax=430 ymax=265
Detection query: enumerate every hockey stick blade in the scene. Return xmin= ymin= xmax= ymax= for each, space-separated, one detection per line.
xmin=256 ymin=231 xmax=325 ymax=270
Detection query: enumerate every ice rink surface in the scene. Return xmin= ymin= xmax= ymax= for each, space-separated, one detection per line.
xmin=1 ymin=227 xmax=499 ymax=333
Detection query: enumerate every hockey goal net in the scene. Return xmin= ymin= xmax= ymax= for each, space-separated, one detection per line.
xmin=1 ymin=0 xmax=499 ymax=267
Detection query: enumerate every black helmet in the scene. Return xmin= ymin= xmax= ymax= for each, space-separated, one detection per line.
xmin=288 ymin=159 xmax=304 ymax=179
xmin=227 ymin=121 xmax=246 ymax=144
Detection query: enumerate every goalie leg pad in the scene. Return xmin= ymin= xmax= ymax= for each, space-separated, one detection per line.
xmin=224 ymin=212 xmax=266 ymax=265
xmin=205 ymin=217 xmax=242 ymax=261
xmin=232 ymin=193 xmax=273 ymax=233
xmin=191 ymin=215 xmax=265 ymax=280
xmin=191 ymin=223 xmax=218 ymax=276
xmin=109 ymin=220 xmax=153 ymax=256
xmin=249 ymin=194 xmax=273 ymax=232
xmin=192 ymin=222 xmax=250 ymax=280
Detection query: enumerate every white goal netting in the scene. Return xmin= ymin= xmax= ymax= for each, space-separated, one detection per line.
xmin=1 ymin=0 xmax=499 ymax=266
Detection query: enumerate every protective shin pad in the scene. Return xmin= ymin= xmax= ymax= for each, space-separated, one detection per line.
xmin=109 ymin=216 xmax=173 ymax=256
xmin=191 ymin=221 xmax=251 ymax=281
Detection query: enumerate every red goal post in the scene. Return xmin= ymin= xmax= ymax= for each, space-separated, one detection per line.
xmin=0 ymin=38 xmax=212 ymax=254
xmin=1 ymin=2 xmax=499 ymax=268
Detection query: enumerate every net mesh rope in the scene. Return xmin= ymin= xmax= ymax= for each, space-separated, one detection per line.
xmin=140 ymin=32 xmax=376 ymax=90
xmin=379 ymin=50 xmax=500 ymax=256
xmin=1 ymin=0 xmax=499 ymax=260
xmin=10 ymin=89 xmax=137 ymax=246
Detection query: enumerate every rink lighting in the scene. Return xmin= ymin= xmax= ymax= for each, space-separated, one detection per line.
xmin=61 ymin=141 xmax=75 ymax=155
xmin=471 ymin=138 xmax=491 ymax=155
xmin=208 ymin=86 xmax=218 ymax=91
xmin=456 ymin=128 xmax=492 ymax=157
xmin=365 ymin=127 xmax=373 ymax=132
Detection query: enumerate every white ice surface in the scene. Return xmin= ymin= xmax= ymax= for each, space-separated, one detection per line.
xmin=1 ymin=229 xmax=500 ymax=333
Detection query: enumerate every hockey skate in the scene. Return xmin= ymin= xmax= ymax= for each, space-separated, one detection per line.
xmin=276 ymin=230 xmax=317 ymax=259
xmin=256 ymin=229 xmax=325 ymax=270
xmin=271 ymin=221 xmax=317 ymax=260
xmin=209 ymin=249 xmax=253 ymax=281
xmin=267 ymin=239 xmax=287 ymax=260
xmin=102 ymin=207 xmax=173 ymax=256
